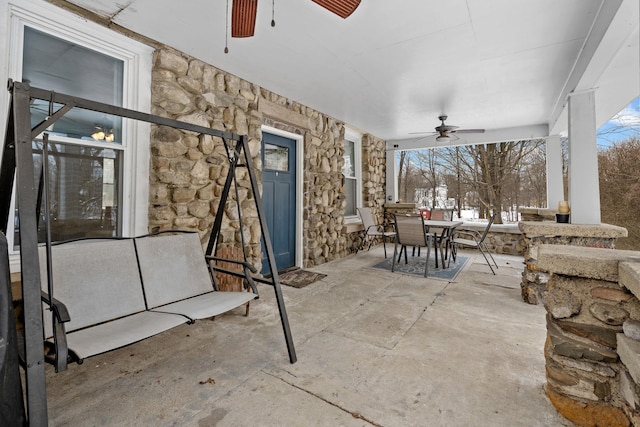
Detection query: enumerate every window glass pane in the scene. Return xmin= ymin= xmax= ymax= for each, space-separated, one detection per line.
xmin=13 ymin=25 xmax=126 ymax=249
xmin=264 ymin=143 xmax=289 ymax=171
xmin=13 ymin=141 xmax=120 ymax=245
xmin=23 ymin=26 xmax=124 ymax=143
xmin=344 ymin=178 xmax=356 ymax=217
xmin=342 ymin=140 xmax=355 ymax=177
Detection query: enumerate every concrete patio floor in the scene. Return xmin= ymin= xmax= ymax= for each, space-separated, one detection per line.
xmin=43 ymin=246 xmax=574 ymax=426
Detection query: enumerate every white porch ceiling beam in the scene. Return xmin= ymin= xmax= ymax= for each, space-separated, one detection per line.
xmin=548 ymin=0 xmax=631 ymax=134
xmin=386 ymin=124 xmax=549 ymax=152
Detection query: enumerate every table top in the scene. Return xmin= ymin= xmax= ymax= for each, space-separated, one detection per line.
xmin=423 ymin=220 xmax=463 ymax=228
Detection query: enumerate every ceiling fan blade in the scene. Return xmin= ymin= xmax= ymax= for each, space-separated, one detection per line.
xmin=454 ymin=129 xmax=485 ymax=134
xmin=311 ymin=0 xmax=361 ymax=18
xmin=231 ymin=0 xmax=258 ymax=38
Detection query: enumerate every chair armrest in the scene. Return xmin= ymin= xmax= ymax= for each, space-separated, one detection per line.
xmin=365 ymin=224 xmax=387 ymax=233
xmin=41 ymin=290 xmax=71 ymax=372
xmin=41 ymin=290 xmax=70 ymax=323
xmin=206 ymin=256 xmax=258 ymax=274
xmin=206 ymin=256 xmax=260 ymax=296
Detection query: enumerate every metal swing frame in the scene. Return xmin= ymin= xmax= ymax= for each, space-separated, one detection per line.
xmin=0 ymin=80 xmax=296 ymax=426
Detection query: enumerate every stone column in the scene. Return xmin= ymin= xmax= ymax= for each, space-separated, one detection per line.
xmin=519 ymin=221 xmax=627 ymax=304
xmin=545 ymin=134 xmax=564 ymax=210
xmin=568 ymin=90 xmax=600 ymax=224
xmin=537 ymin=244 xmax=640 ymax=426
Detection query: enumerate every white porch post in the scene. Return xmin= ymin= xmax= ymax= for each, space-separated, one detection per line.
xmin=545 ymin=134 xmax=564 ymax=209
xmin=385 ymin=149 xmax=398 ymax=203
xmin=567 ymin=90 xmax=601 ymax=224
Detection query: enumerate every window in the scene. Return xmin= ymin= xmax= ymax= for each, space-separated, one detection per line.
xmin=1 ymin=0 xmax=152 ymax=254
xmin=342 ymin=130 xmax=362 ymax=220
xmin=18 ymin=27 xmax=124 ymax=242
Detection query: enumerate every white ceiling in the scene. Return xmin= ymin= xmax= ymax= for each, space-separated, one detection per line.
xmin=62 ymin=0 xmax=639 ymax=146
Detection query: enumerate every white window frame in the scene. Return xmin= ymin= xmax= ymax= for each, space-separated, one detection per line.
xmin=343 ymin=128 xmax=362 ymax=223
xmin=0 ymin=0 xmax=153 ymax=268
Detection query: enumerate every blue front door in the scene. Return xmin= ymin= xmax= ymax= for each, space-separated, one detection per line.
xmin=261 ymin=133 xmax=296 ymax=273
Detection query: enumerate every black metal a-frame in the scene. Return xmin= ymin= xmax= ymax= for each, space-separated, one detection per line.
xmin=0 ymin=80 xmax=296 ymax=426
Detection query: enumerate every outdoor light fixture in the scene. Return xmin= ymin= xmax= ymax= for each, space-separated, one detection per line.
xmin=91 ymin=126 xmax=114 ymax=142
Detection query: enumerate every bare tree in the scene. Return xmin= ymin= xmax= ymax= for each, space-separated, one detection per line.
xmin=400 ymin=140 xmax=546 ymax=223
xmin=599 ymin=137 xmax=640 ymax=250
xmin=397 ymin=151 xmax=407 ymax=202
xmin=453 ymin=140 xmax=543 ymax=223
xmin=413 ymin=149 xmax=441 ymax=208
xmin=519 ymin=144 xmax=548 ymax=208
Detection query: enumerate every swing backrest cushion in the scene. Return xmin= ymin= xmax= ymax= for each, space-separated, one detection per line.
xmin=39 ymin=239 xmax=145 ymax=337
xmin=135 ymin=233 xmax=215 ymax=310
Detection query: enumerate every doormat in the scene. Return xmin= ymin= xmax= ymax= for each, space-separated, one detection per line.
xmin=278 ymin=269 xmax=327 ymax=288
xmin=370 ymin=255 xmax=471 ymax=281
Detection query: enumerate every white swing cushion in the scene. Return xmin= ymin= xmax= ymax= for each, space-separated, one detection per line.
xmin=135 ymin=233 xmax=256 ymax=319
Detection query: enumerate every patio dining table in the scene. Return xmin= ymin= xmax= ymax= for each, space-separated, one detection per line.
xmin=423 ymin=220 xmax=463 ymax=269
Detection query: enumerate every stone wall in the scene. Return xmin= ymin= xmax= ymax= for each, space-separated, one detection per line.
xmin=148 ymin=47 xmax=387 ymax=270
xmin=362 ymin=134 xmax=387 ymax=219
xmin=537 ymin=244 xmax=640 ymax=426
xmin=456 ymin=223 xmax=526 ymax=256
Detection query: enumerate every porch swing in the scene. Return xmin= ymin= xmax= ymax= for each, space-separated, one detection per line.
xmin=0 ymin=80 xmax=296 ymax=426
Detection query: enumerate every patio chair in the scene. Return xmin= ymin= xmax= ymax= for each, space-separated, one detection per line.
xmin=429 ymin=209 xmax=445 ymax=220
xmin=357 ymin=207 xmax=396 ymax=258
xmin=400 ymin=211 xmax=449 ymax=266
xmin=423 ymin=209 xmax=456 ymax=268
xmin=451 ymin=213 xmax=499 ymax=274
xmin=392 ymin=214 xmax=431 ymax=277
xmin=430 ymin=208 xmax=455 ymax=221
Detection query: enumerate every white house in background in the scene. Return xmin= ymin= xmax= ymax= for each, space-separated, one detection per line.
xmin=414 ymin=185 xmax=454 ymax=210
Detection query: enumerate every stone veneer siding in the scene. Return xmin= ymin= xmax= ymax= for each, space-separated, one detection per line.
xmin=148 ymin=47 xmax=386 ymax=270
xmin=361 ymin=134 xmax=387 ymax=223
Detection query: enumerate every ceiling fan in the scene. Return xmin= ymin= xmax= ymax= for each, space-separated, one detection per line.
xmin=412 ymin=115 xmax=485 ymax=143
xmin=231 ymin=0 xmax=361 ymax=38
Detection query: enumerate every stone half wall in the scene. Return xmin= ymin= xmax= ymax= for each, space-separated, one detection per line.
xmin=537 ymin=244 xmax=640 ymax=427
xmin=148 ymin=47 xmax=386 ymax=269
xmin=519 ymin=221 xmax=628 ymax=305
xmin=454 ymin=223 xmax=526 ymax=256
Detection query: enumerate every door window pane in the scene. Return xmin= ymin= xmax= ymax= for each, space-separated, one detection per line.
xmin=264 ymin=143 xmax=289 ymax=171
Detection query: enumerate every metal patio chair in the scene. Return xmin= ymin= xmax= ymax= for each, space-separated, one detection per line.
xmin=392 ymin=214 xmax=432 ymax=277
xmin=356 ymin=207 xmax=396 ymax=258
xmin=451 ymin=213 xmax=499 ymax=274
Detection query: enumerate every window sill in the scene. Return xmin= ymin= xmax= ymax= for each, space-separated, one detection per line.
xmin=343 ymin=221 xmax=364 ymax=234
